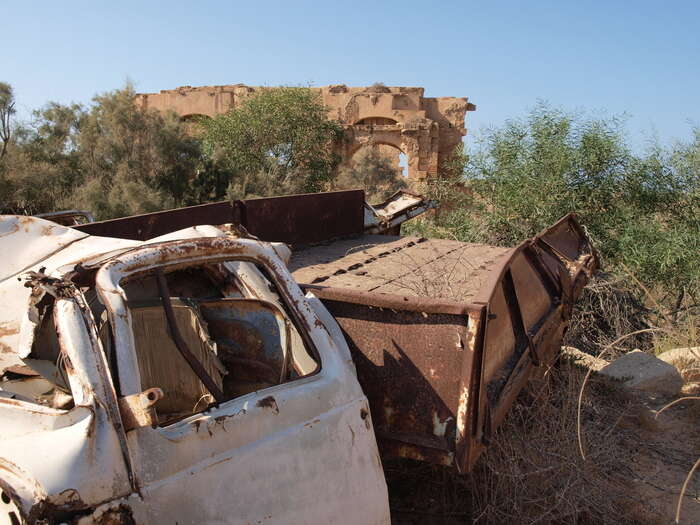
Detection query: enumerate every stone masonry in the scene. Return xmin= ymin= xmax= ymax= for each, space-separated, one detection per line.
xmin=134 ymin=84 xmax=476 ymax=180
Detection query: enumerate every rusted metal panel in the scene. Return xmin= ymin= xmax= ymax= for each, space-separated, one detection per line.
xmin=315 ymin=298 xmax=469 ymax=466
xmin=232 ymin=190 xmax=365 ymax=244
xmin=75 ymin=200 xmax=235 ymax=240
xmin=290 ymin=234 xmax=512 ymax=301
xmin=75 ymin=190 xmax=366 ymax=244
xmin=293 ymin=213 xmax=598 ymax=472
xmin=461 ymin=214 xmax=598 ymax=470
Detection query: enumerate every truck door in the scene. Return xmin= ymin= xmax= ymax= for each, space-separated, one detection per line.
xmin=95 ymin=237 xmax=389 ymax=525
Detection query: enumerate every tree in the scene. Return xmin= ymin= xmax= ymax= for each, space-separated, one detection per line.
xmin=67 ymin=84 xmax=203 ymax=218
xmin=409 ymin=103 xmax=699 ymax=297
xmin=200 ymin=87 xmax=343 ymax=199
xmin=1 ymin=84 xmax=203 ymax=218
xmin=0 ymin=82 xmax=15 ymax=161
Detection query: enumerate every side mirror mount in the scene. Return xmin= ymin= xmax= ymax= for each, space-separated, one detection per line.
xmin=117 ymin=387 xmax=164 ymax=431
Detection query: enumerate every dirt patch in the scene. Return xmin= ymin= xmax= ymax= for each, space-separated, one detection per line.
xmin=623 ymin=392 xmax=700 ymax=524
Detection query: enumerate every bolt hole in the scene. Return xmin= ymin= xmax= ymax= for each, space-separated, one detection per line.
xmin=147 ymin=392 xmax=156 ymax=401
xmin=360 ymin=408 xmax=369 ymax=420
xmin=1 ymin=491 xmax=10 ymax=504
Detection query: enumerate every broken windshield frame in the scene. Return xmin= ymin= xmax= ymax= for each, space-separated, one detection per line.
xmin=94 ymin=237 xmax=323 ymax=421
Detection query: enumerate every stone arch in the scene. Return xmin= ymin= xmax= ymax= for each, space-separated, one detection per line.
xmin=343 ymin=125 xmax=428 ymax=179
xmin=349 ymin=140 xmax=407 ymax=179
xmin=346 ymin=133 xmax=405 ymax=157
xmin=180 ymin=114 xmax=211 ymax=135
xmin=354 ymin=116 xmax=399 ymax=126
xmin=181 ymin=113 xmax=212 ymax=122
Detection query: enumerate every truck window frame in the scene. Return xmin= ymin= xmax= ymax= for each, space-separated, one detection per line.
xmin=93 ymin=238 xmax=323 ymax=419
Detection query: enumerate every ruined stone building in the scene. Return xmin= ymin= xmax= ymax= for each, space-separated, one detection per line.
xmin=134 ymin=84 xmax=475 ymax=180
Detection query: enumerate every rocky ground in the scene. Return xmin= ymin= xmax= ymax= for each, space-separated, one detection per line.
xmin=607 ymin=346 xmax=700 ymax=525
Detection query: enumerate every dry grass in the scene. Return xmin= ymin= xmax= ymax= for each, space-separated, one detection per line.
xmin=385 ymin=361 xmax=662 ymax=524
xmin=466 ymin=362 xmax=650 ymax=525
xmin=563 ymin=274 xmax=654 ymax=357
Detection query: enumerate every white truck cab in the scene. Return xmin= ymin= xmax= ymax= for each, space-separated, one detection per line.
xmin=0 ymin=216 xmax=389 ymax=525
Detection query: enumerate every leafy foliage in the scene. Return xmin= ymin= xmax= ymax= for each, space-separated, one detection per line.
xmin=1 ymin=84 xmax=202 ymax=218
xmin=408 ymin=103 xmax=700 ymax=298
xmin=200 ymin=87 xmax=343 ymax=199
xmin=0 ymin=82 xmax=15 ymax=161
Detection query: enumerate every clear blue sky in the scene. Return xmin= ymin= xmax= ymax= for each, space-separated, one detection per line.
xmin=5 ymin=1 xmax=699 ymax=152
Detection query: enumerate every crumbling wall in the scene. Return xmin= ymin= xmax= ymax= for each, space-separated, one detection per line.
xmin=134 ymin=84 xmax=476 ymax=180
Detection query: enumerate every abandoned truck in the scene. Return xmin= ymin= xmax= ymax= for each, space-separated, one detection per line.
xmin=0 ymin=190 xmax=598 ymax=524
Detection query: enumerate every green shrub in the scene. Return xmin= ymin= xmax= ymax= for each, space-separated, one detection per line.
xmin=1 ymin=84 xmax=203 ymax=219
xmin=408 ymin=103 xmax=700 ymax=300
xmin=200 ymin=87 xmax=343 ymax=199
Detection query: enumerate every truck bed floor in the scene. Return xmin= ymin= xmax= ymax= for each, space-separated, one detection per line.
xmin=290 ymin=235 xmax=512 ymax=302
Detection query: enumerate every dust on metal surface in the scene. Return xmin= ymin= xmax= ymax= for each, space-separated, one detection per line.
xmin=290 ymin=234 xmax=512 ymax=302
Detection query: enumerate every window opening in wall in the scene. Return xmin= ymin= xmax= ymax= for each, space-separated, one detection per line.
xmin=398 ymin=151 xmax=408 ymax=178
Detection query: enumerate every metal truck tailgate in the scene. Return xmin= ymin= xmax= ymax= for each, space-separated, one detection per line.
xmin=291 ymin=213 xmax=598 ymax=471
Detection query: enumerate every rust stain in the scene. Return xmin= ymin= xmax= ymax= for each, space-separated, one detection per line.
xmin=49 ymin=488 xmax=84 ymax=507
xmin=0 ymin=322 xmax=19 ymax=338
xmin=93 ymin=505 xmax=136 ymax=525
xmin=256 ymin=396 xmax=279 ymax=414
xmin=0 ymin=221 xmax=19 ymax=237
xmin=40 ymin=224 xmax=57 ymax=236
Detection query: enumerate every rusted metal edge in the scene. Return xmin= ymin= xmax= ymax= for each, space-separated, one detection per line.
xmin=470 ymin=213 xmax=597 ymax=306
xmin=75 ymin=190 xmax=366 ymax=244
xmin=457 ymin=213 xmax=598 ymax=471
xmin=301 ymin=283 xmax=480 ymax=316
xmin=232 ymin=190 xmax=365 ymax=245
xmin=455 ymin=304 xmax=486 ymax=473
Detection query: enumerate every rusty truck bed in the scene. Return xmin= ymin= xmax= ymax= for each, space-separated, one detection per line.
xmin=290 ymin=218 xmax=597 ymax=472
xmin=290 ymin=234 xmax=512 ymax=301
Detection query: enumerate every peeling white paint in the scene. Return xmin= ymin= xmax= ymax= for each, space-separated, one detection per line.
xmin=0 ymin=218 xmax=390 ymax=524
